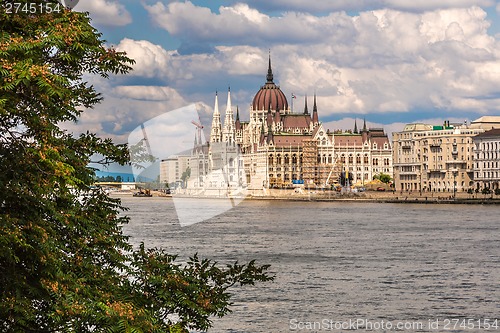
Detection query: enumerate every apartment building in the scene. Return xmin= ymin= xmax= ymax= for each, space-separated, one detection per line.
xmin=393 ymin=122 xmax=484 ymax=194
xmin=472 ymin=128 xmax=500 ymax=190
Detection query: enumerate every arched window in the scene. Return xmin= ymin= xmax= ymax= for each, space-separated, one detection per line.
xmin=292 ymin=154 xmax=297 ymax=165
xmin=284 ymin=154 xmax=290 ymax=165
xmin=268 ymin=154 xmax=273 ymax=165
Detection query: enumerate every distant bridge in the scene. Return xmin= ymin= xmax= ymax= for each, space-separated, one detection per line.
xmin=94 ymin=182 xmax=145 ymax=190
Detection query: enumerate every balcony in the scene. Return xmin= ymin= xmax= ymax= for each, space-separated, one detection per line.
xmin=445 ymin=160 xmax=466 ymax=165
xmin=399 ymin=171 xmax=419 ymax=175
xmin=427 ymin=169 xmax=447 ymax=173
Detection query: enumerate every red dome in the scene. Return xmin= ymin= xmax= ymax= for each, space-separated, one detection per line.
xmin=252 ymin=82 xmax=288 ymax=111
xmin=252 ymin=55 xmax=288 ymax=111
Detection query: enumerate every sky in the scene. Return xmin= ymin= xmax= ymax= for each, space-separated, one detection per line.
xmin=64 ymin=0 xmax=500 ymax=171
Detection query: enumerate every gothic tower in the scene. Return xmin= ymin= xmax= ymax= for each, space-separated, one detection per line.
xmin=210 ymin=91 xmax=222 ymax=143
xmin=222 ymin=87 xmax=235 ymax=144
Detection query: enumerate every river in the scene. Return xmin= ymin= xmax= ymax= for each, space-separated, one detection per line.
xmin=120 ymin=196 xmax=500 ymax=332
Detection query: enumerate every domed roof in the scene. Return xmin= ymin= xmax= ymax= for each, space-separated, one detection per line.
xmin=252 ymin=56 xmax=288 ymax=111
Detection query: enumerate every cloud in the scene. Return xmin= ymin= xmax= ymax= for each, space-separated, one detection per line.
xmin=144 ymin=2 xmax=355 ymax=45
xmin=238 ymin=0 xmax=495 ymax=13
xmin=78 ymin=0 xmax=132 ymax=26
xmin=113 ymin=85 xmax=185 ymax=102
xmin=104 ymin=3 xmax=500 ymax=136
xmin=115 ymin=39 xmax=173 ymax=78
xmin=62 ymin=79 xmax=190 ymax=143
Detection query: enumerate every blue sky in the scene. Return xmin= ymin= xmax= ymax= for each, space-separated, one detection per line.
xmin=66 ymin=0 xmax=500 ymax=158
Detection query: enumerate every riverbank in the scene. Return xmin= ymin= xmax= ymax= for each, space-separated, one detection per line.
xmin=111 ymin=189 xmax=500 ymax=204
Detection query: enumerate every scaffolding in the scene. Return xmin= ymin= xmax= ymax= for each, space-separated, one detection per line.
xmin=302 ymin=139 xmax=318 ymax=188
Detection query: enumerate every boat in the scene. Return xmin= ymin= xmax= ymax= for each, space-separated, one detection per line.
xmin=133 ymin=189 xmax=152 ymax=197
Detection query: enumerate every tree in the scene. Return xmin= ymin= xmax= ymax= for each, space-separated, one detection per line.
xmin=0 ymin=2 xmax=272 ymax=332
xmin=374 ymin=173 xmax=392 ymax=183
xmin=481 ymin=187 xmax=492 ymax=197
xmin=180 ymin=166 xmax=191 ymax=188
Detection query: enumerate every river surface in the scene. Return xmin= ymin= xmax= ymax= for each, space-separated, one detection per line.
xmin=120 ymin=196 xmax=500 ymax=332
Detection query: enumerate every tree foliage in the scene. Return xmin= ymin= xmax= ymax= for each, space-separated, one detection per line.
xmin=373 ymin=173 xmax=392 ymax=183
xmin=0 ymin=2 xmax=273 ymax=332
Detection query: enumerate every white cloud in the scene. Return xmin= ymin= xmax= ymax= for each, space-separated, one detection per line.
xmin=62 ymin=79 xmax=190 ymax=143
xmin=78 ymin=0 xmax=132 ymax=26
xmin=113 ymin=86 xmax=186 ymax=102
xmin=144 ymin=2 xmax=355 ymax=45
xmin=115 ymin=39 xmax=173 ymax=78
xmin=104 ymin=3 xmax=500 ymax=134
xmin=241 ymin=0 xmax=495 ymax=13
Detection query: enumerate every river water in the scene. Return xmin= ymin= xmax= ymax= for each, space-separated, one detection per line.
xmin=120 ymin=196 xmax=500 ymax=332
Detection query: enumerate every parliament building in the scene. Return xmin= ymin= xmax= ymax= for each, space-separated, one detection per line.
xmin=161 ymin=56 xmax=392 ymax=194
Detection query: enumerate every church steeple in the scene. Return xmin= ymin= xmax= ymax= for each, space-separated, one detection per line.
xmin=266 ymin=51 xmax=274 ymax=83
xmin=361 ymin=118 xmax=368 ymax=142
xmin=312 ymin=93 xmax=319 ymax=124
xmin=210 ymin=91 xmax=222 ymax=143
xmin=235 ymin=106 xmax=241 ymax=131
xmin=266 ymin=100 xmax=273 ymax=127
xmin=304 ymin=95 xmax=309 ymax=115
xmin=354 ymin=119 xmax=358 ymax=134
xmin=223 ymin=87 xmax=235 ymax=144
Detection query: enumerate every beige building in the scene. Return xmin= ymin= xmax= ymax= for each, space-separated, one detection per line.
xmin=473 ymin=128 xmax=500 ymax=190
xmin=393 ymin=122 xmax=484 ymax=194
xmin=160 ymin=154 xmax=191 ymax=188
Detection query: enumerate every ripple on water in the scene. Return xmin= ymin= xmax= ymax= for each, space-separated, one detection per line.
xmin=120 ymin=198 xmax=500 ymax=333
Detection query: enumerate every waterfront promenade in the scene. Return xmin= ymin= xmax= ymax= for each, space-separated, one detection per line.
xmin=113 ymin=188 xmax=500 ymax=204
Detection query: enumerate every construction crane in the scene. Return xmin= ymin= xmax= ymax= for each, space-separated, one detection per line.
xmin=325 ymin=155 xmax=341 ymax=188
xmin=140 ymin=123 xmax=153 ymax=156
xmin=191 ymin=119 xmax=204 ymax=145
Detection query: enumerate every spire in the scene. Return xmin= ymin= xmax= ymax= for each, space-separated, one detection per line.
xmin=266 ymin=50 xmax=274 ymax=83
xmin=259 ymin=120 xmax=266 ymax=145
xmin=354 ymin=119 xmax=358 ymax=134
xmin=266 ymin=124 xmax=274 ymax=144
xmin=312 ymin=93 xmax=318 ymax=124
xmin=235 ymin=106 xmax=241 ymax=131
xmin=361 ymin=118 xmax=368 ymax=142
xmin=275 ymin=107 xmax=281 ymax=123
xmin=304 ymin=95 xmax=309 ymax=115
xmin=266 ymin=100 xmax=273 ymax=126
xmin=223 ymin=87 xmax=235 ymax=143
xmin=210 ymin=91 xmax=222 ymax=143
xmin=226 ymin=86 xmax=232 ymax=111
